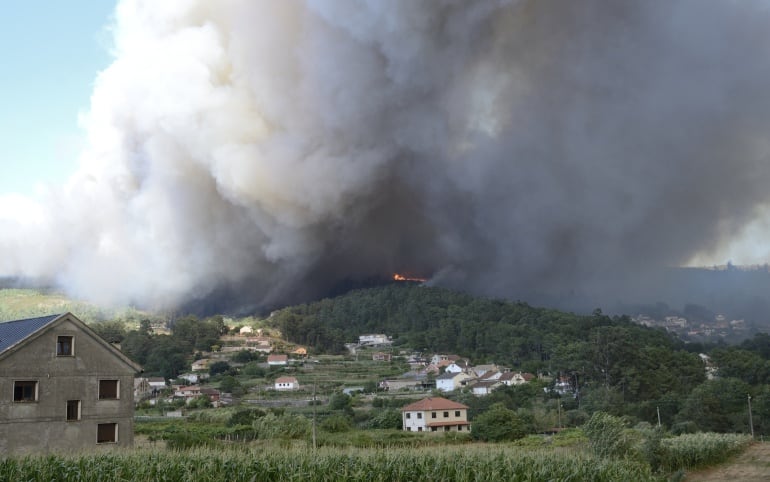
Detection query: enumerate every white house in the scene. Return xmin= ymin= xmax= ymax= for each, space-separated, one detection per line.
xmin=177 ymin=373 xmax=208 ymax=384
xmin=499 ymin=372 xmax=534 ymax=386
xmin=445 ymin=360 xmax=470 ymax=374
xmin=472 ymin=364 xmax=499 ymax=377
xmin=472 ymin=380 xmax=501 ymax=396
xmin=358 ymin=334 xmax=392 ymax=347
xmin=401 ymin=397 xmax=470 ymax=433
xmin=239 ymin=326 xmax=254 ymax=335
xmin=435 ymin=371 xmax=472 ymax=392
xmin=274 ymin=376 xmax=299 ymax=390
xmin=174 ymin=386 xmax=201 ymax=398
xmin=267 ymin=354 xmax=288 ymax=366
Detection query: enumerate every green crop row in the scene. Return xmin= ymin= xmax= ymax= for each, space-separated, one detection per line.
xmin=0 ymin=445 xmax=660 ymax=482
xmin=658 ymin=432 xmax=753 ymax=471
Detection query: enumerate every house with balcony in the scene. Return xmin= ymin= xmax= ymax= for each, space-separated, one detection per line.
xmin=401 ymin=397 xmax=470 ymax=433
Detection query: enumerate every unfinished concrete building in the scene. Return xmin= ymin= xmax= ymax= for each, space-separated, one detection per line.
xmin=0 ymin=313 xmax=141 ymax=455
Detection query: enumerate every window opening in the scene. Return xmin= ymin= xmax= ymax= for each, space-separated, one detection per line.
xmin=99 ymin=380 xmax=119 ymax=399
xmin=13 ymin=381 xmax=37 ymax=402
xmin=97 ymin=423 xmax=117 ymax=443
xmin=57 ymin=336 xmax=73 ymax=356
xmin=67 ymin=400 xmax=81 ymax=421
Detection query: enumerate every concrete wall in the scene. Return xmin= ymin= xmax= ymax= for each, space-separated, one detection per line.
xmin=0 ymin=317 xmax=137 ymax=455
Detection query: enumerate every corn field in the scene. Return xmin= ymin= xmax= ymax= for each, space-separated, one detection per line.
xmin=0 ymin=445 xmax=660 ymax=482
xmin=658 ymin=432 xmax=753 ymax=471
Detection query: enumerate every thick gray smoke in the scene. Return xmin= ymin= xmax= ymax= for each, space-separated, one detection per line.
xmin=3 ymin=0 xmax=770 ymax=311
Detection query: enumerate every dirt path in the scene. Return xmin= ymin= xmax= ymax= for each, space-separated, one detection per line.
xmin=685 ymin=442 xmax=770 ymax=481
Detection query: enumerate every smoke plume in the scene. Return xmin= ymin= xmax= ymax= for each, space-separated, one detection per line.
xmin=3 ymin=0 xmax=770 ymax=311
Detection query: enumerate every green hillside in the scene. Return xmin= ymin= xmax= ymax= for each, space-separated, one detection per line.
xmin=0 ymin=288 xmax=156 ymax=325
xmin=269 ymin=284 xmax=770 ymax=428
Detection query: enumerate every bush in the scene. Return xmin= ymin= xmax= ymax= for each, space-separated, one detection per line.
xmin=209 ymin=361 xmax=232 ymax=376
xmin=320 ymin=415 xmax=352 ymax=433
xmin=242 ymin=361 xmax=266 ymax=377
xmin=472 ymin=403 xmax=528 ymax=442
xmin=227 ymin=408 xmax=266 ymax=427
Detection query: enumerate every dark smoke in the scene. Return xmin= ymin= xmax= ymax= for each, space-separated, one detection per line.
xmin=2 ymin=0 xmax=770 ymax=313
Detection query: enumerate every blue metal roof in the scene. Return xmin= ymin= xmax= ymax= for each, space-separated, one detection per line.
xmin=0 ymin=314 xmax=62 ymax=354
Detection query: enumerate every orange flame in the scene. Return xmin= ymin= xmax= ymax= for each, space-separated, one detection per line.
xmin=393 ymin=273 xmax=427 ymax=282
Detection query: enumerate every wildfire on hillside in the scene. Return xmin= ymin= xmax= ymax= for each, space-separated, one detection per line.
xmin=393 ymin=273 xmax=428 ymax=282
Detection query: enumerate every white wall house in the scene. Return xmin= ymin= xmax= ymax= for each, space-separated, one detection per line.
xmin=435 ymin=371 xmax=471 ymax=392
xmin=401 ymin=397 xmax=470 ymax=433
xmin=274 ymin=376 xmax=299 ymax=390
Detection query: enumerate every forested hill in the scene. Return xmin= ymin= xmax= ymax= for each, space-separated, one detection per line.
xmin=272 ymin=283 xmax=677 ymax=358
xmin=273 ymin=284 xmax=704 ymax=394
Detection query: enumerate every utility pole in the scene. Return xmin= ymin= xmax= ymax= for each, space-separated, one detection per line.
xmin=748 ymin=394 xmax=754 ymax=438
xmin=557 ymin=400 xmax=562 ymax=429
xmin=657 ymin=406 xmax=661 ymax=428
xmin=312 ymin=374 xmax=317 ymax=450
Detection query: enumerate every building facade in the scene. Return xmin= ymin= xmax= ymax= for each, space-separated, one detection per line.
xmin=0 ymin=313 xmax=141 ymax=455
xmin=401 ymin=397 xmax=471 ymax=433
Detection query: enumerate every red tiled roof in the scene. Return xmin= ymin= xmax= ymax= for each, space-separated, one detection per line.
xmin=275 ymin=376 xmax=298 ymax=383
xmin=427 ymin=421 xmax=471 ymax=427
xmin=401 ymin=397 xmax=469 ymax=412
xmin=268 ymin=354 xmax=288 ymax=361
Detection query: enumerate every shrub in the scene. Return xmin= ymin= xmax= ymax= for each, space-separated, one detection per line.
xmin=320 ymin=415 xmax=352 ymax=433
xmin=227 ymin=408 xmax=266 ymax=427
xmin=209 ymin=361 xmax=232 ymax=376
xmin=472 ymin=403 xmax=528 ymax=442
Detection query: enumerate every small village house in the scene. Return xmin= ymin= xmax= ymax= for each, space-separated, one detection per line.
xmin=444 ymin=360 xmax=470 ymax=373
xmin=0 ymin=313 xmax=142 ymax=455
xmin=267 ymin=354 xmax=288 ymax=366
xmin=372 ymin=352 xmax=392 ymax=362
xmin=471 ymin=380 xmax=501 ymax=396
xmin=435 ymin=371 xmax=472 ymax=392
xmin=239 ymin=326 xmax=253 ymax=335
xmin=274 ymin=376 xmax=299 ymax=390
xmin=499 ymin=372 xmax=535 ymax=386
xmin=174 ymin=386 xmax=202 ymax=399
xmin=401 ymin=397 xmax=470 ymax=433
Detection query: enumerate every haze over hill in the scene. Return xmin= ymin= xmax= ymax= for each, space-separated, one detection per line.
xmin=3 ymin=1 xmax=770 ymax=314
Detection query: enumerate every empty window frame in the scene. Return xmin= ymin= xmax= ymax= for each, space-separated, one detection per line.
xmin=431 ymin=412 xmax=437 ymax=418
xmin=455 ymin=411 xmax=461 ymax=417
xmin=56 ymin=336 xmax=74 ymax=356
xmin=66 ymin=400 xmax=81 ymax=421
xmin=417 ymin=412 xmax=422 ymax=419
xmin=97 ymin=423 xmax=118 ymax=443
xmin=443 ymin=411 xmax=449 ymax=418
xmin=13 ymin=380 xmax=38 ymax=402
xmin=98 ymin=380 xmax=119 ymax=400
xmin=406 ymin=413 xmax=411 ymax=419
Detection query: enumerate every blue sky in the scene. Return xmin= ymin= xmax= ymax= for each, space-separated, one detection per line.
xmin=0 ymin=2 xmax=116 ymax=196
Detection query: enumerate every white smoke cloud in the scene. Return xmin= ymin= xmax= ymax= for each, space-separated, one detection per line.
xmin=3 ymin=0 xmax=770 ymax=311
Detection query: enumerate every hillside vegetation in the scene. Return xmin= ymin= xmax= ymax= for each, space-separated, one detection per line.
xmin=270 ymin=284 xmax=770 ymax=430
